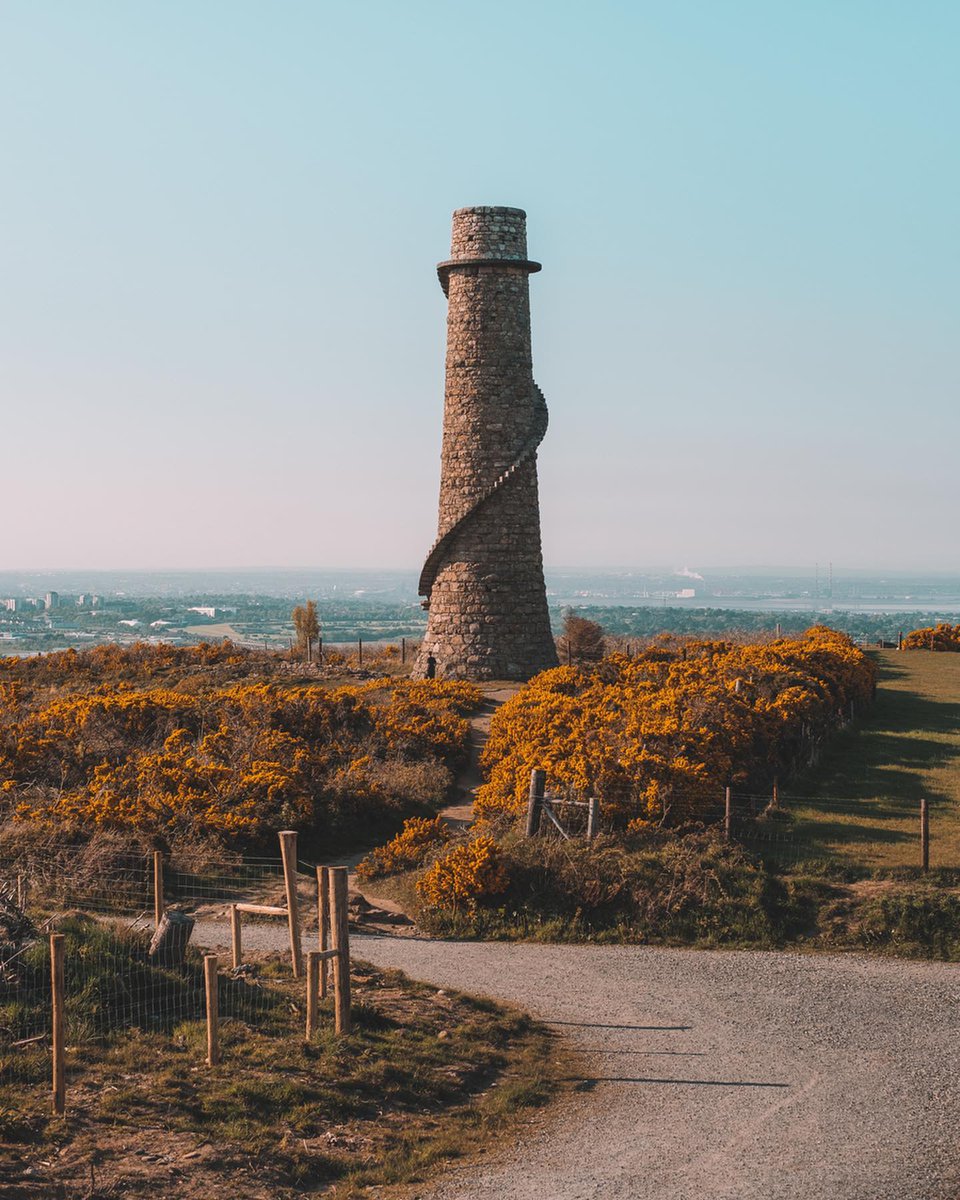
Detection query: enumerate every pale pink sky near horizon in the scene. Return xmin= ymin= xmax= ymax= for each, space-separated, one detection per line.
xmin=2 ymin=3 xmax=957 ymax=573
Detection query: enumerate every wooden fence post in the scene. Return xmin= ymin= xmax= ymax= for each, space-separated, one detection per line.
xmin=921 ymin=798 xmax=930 ymax=872
xmin=328 ymin=867 xmax=351 ymax=1035
xmin=306 ymin=951 xmax=321 ymax=1040
xmin=586 ymin=796 xmax=600 ymax=840
xmin=317 ymin=865 xmax=330 ymax=999
xmin=525 ymin=769 xmax=546 ymax=838
xmin=229 ymin=904 xmax=242 ymax=970
xmin=204 ymin=954 xmax=220 ymax=1066
xmin=724 ymin=787 xmax=732 ymax=841
xmin=50 ymin=933 xmax=65 ymax=1116
xmin=358 ymin=637 xmax=363 ymax=665
xmin=278 ymin=830 xmax=303 ymax=979
xmin=16 ymin=873 xmax=25 ymax=910
xmin=771 ymin=778 xmax=779 ymax=810
xmin=153 ymin=850 xmax=164 ymax=928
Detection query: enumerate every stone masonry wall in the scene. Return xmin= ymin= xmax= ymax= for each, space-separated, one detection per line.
xmin=414 ymin=207 xmax=558 ymax=681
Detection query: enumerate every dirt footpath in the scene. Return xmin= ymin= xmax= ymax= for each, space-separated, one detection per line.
xmin=194 ymin=922 xmax=960 ymax=1200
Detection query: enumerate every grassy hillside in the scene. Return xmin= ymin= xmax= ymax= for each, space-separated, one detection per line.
xmin=785 ymin=649 xmax=960 ymax=870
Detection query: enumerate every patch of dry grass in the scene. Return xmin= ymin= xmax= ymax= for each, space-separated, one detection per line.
xmin=0 ymin=948 xmax=562 ymax=1200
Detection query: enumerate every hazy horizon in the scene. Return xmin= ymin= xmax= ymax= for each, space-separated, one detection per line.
xmin=5 ymin=562 xmax=960 ymax=580
xmin=4 ymin=562 xmax=960 ymax=576
xmin=1 ymin=561 xmax=960 ymax=604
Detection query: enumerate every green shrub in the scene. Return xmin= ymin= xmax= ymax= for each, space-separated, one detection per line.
xmin=857 ymin=891 xmax=960 ymax=959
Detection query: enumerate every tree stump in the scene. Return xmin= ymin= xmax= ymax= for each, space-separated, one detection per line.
xmin=148 ymin=909 xmax=195 ymax=966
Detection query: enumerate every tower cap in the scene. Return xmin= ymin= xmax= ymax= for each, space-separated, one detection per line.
xmin=439 ymin=206 xmax=541 ymax=288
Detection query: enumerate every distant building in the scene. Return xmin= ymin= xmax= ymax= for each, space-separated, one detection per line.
xmin=187 ymin=606 xmax=235 ymax=619
xmin=2 ymin=598 xmax=21 ymax=613
xmin=45 ymin=592 xmax=59 ymax=610
xmin=119 ymin=619 xmax=141 ymax=627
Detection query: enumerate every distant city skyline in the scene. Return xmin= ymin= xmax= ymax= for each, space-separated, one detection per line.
xmin=6 ymin=563 xmax=960 ymax=584
xmin=2 ymin=2 xmax=957 ymax=572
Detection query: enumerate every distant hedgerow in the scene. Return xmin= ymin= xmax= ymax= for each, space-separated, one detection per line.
xmin=903 ymin=623 xmax=960 ymax=652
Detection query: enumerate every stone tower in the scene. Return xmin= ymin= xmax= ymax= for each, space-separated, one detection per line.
xmin=414 ymin=206 xmax=558 ymax=681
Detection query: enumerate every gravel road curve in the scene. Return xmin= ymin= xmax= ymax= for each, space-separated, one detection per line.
xmin=194 ymin=922 xmax=960 ymax=1200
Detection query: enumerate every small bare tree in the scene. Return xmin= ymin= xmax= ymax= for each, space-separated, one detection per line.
xmin=558 ymin=609 xmax=606 ymax=665
xmin=292 ymin=600 xmax=320 ymax=663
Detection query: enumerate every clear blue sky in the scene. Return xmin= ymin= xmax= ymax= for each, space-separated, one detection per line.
xmin=2 ymin=1 xmax=957 ymax=571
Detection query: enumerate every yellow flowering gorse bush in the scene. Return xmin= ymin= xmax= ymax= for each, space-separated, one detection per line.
xmin=903 ymin=623 xmax=960 ymax=651
xmin=415 ymin=835 xmax=509 ymax=911
xmin=0 ymin=646 xmax=479 ymax=847
xmin=355 ymin=815 xmax=450 ymax=880
xmin=476 ymin=627 xmax=875 ymax=822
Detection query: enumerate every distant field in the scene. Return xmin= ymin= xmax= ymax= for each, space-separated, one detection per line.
xmin=784 ymin=650 xmax=960 ymax=870
xmin=182 ymin=623 xmax=242 ymax=640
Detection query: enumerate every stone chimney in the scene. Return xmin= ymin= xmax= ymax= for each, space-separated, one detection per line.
xmin=414 ymin=206 xmax=558 ymax=681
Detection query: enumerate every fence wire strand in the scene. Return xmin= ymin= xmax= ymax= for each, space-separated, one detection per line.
xmin=0 ymin=852 xmax=324 ymax=1101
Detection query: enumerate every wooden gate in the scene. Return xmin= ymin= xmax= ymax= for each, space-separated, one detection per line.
xmin=524 ymin=769 xmax=600 ymax=840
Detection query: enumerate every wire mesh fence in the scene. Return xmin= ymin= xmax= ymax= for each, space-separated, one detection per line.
xmin=0 ymin=845 xmax=298 ymax=919
xmin=0 ymin=846 xmax=154 ymax=916
xmin=729 ymin=791 xmax=936 ymax=872
xmin=0 ymin=922 xmax=282 ymax=1061
xmin=0 ymin=840 xmax=350 ymax=1114
xmin=0 ymin=883 xmax=50 ymax=1090
xmin=529 ymin=768 xmax=945 ymax=873
xmin=167 ymin=856 xmax=297 ymax=907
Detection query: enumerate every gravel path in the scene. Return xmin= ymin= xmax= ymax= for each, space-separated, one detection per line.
xmin=193 ymin=920 xmax=960 ymax=1200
